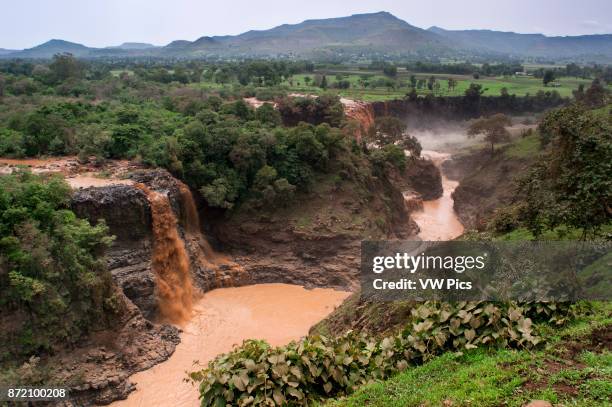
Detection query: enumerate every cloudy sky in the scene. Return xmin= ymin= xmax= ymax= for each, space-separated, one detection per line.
xmin=2 ymin=0 xmax=611 ymax=49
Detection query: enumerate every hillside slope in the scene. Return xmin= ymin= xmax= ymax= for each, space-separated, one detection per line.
xmin=329 ymin=303 xmax=611 ymax=407
xmin=429 ymin=26 xmax=612 ymax=60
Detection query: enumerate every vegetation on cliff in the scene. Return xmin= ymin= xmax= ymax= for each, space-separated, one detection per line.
xmin=0 ymin=171 xmax=117 ymax=361
xmin=516 ymin=105 xmax=611 ymax=238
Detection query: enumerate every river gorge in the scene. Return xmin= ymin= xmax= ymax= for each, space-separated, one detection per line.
xmin=0 ymin=102 xmax=468 ymax=407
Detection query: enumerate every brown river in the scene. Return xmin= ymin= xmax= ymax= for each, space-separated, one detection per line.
xmin=411 ymin=150 xmax=465 ymax=241
xmin=112 ymin=284 xmax=349 ymax=407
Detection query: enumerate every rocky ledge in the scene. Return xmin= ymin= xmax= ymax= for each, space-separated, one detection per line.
xmin=54 ymin=290 xmax=180 ymax=406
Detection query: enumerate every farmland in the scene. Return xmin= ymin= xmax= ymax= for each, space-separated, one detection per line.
xmin=187 ymin=66 xmax=604 ymax=102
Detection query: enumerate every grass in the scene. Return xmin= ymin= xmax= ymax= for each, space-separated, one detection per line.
xmin=496 ymin=224 xmax=612 ymax=241
xmin=328 ymin=302 xmax=612 ymax=407
xmin=590 ymin=103 xmax=612 ymax=119
xmin=504 ymin=133 xmax=541 ymax=159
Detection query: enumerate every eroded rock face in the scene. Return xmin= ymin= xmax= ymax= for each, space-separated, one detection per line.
xmin=63 ymin=170 xmax=192 ymax=405
xmin=402 ymin=158 xmax=443 ymax=200
xmin=65 ymin=165 xmax=424 ymax=404
xmin=72 ymin=184 xmax=158 ymax=318
xmin=218 ymin=225 xmax=362 ymax=290
xmin=54 ymin=290 xmax=180 ymax=406
xmin=211 ymin=170 xmax=420 ymax=291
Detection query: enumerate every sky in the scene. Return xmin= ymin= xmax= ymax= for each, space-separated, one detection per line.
xmin=2 ymin=0 xmax=612 ymax=49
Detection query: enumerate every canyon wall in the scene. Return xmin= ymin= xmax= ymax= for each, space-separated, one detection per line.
xmin=371 ymin=94 xmax=566 ymax=125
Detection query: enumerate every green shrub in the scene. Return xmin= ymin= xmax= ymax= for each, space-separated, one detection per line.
xmin=189 ymin=301 xmax=573 ymax=406
xmin=0 ymin=128 xmax=26 ymax=157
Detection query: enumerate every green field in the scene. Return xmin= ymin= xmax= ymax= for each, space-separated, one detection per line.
xmin=189 ymin=66 xmax=608 ymax=102
xmin=110 ymin=69 xmax=134 ymax=77
xmin=283 ymin=70 xmax=597 ymax=101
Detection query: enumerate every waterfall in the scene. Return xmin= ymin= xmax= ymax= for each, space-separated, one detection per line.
xmin=343 ymin=99 xmax=376 ymax=141
xmin=177 ymin=182 xmax=244 ymax=288
xmin=179 ymin=183 xmax=217 ymax=262
xmin=136 ymin=184 xmax=194 ymax=324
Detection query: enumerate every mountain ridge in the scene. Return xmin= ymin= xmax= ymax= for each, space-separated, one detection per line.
xmin=2 ymin=12 xmax=611 ymax=61
xmin=428 ymin=26 xmax=612 ymax=58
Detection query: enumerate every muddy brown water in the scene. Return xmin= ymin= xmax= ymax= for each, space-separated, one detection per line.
xmin=110 ymin=184 xmax=350 ymax=406
xmin=111 ymin=284 xmax=350 ymax=407
xmin=137 ymin=184 xmax=195 ymax=324
xmin=411 ymin=150 xmax=465 ymax=241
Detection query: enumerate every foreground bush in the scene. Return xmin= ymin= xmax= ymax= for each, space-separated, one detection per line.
xmin=189 ymin=301 xmax=573 ymax=406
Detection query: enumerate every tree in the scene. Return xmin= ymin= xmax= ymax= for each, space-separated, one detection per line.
xmin=320 ymin=75 xmax=328 ymax=89
xmin=255 ymin=103 xmax=281 ymax=126
xmin=400 ymin=134 xmax=422 ymax=157
xmin=367 ymin=116 xmax=421 ymax=158
xmin=583 ymin=78 xmax=608 ymax=107
xmin=566 ymin=63 xmax=581 ymax=77
xmin=464 ymin=83 xmax=484 ymax=115
xmin=542 ymin=70 xmax=555 ymax=86
xmin=467 ymin=113 xmax=512 ymax=155
xmin=409 ymin=75 xmax=417 ymax=88
xmin=447 ymin=78 xmax=457 ymax=93
xmin=573 ymin=84 xmax=585 ymax=102
xmin=0 ymin=171 xmax=115 ymax=358
xmin=48 ymin=53 xmax=84 ymax=83
xmin=406 ymin=88 xmax=418 ymax=101
xmin=427 ymin=76 xmax=436 ymax=91
xmin=383 ymin=64 xmax=397 ymax=78
xmin=518 ymin=105 xmax=611 ymax=238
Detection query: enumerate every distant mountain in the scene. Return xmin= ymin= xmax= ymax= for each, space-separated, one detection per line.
xmin=428 ymin=26 xmax=612 ymax=59
xmin=12 ymin=39 xmax=95 ymax=58
xmin=107 ymin=42 xmax=158 ymax=50
xmin=0 ymin=48 xmax=17 ymax=55
xmin=2 ymin=12 xmax=611 ymax=61
xmin=165 ymin=12 xmax=449 ymax=57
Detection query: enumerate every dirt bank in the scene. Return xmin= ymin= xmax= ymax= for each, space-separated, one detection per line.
xmin=0 ymin=157 xmax=140 ymax=188
xmin=446 ymin=146 xmax=536 ymax=230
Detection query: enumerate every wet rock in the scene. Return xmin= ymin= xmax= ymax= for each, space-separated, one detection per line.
xmin=402 ymin=157 xmax=443 ymax=200
xmin=71 ymin=185 xmax=152 ymax=242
